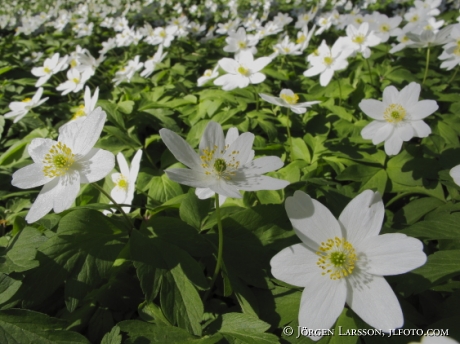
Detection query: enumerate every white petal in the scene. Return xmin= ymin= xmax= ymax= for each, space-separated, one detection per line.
xmin=398 ymin=82 xmax=421 ymax=108
xmin=347 ymin=274 xmax=403 ymax=332
xmin=12 ymin=163 xmax=53 ymax=189
xmin=223 ymin=132 xmax=254 ymax=167
xmin=382 ymin=85 xmax=399 ymax=105
xmin=28 ymin=138 xmax=55 ymax=163
xmin=373 ymin=122 xmax=394 ymax=145
xmin=209 ymin=179 xmax=242 ymax=198
xmin=231 ymin=175 xmax=289 ymax=191
xmin=285 ymin=191 xmax=342 ymax=250
xmin=251 ymin=57 xmax=271 ymax=72
xmin=299 ymin=276 xmax=347 ymax=341
xmin=225 ymin=128 xmax=239 ymax=146
xmin=72 ymin=107 xmax=106 ymax=156
xmin=25 ymin=178 xmax=60 ymax=223
xmin=240 ymin=156 xmax=284 ymax=175
xmin=359 ymin=99 xmax=385 ymax=120
xmin=78 ymin=148 xmax=115 ymax=183
xmin=129 ymin=149 xmax=143 ymax=183
xmin=411 ymin=120 xmax=431 ymax=138
xmin=319 ymin=68 xmax=334 ymax=87
xmin=165 ymin=168 xmax=210 ymax=188
xmin=159 ymin=128 xmax=202 ymax=170
xmin=384 ymin=134 xmax=403 ymax=156
xmin=195 ymin=187 xmax=214 ymax=199
xmin=361 ymin=121 xmax=384 ymax=140
xmin=117 ymin=152 xmax=130 ymax=176
xmin=303 ymin=64 xmax=325 ymax=77
xmin=248 ymin=72 xmax=265 ymax=84
xmin=339 ymin=190 xmax=384 ymax=245
xmin=199 ymin=121 xmax=225 ymax=155
xmin=270 ymin=243 xmax=322 ymax=287
xmin=357 ymin=233 xmax=426 ymax=275
xmin=450 ymin=165 xmax=460 ymax=186
xmin=111 ymin=186 xmax=128 ymax=204
xmin=53 ymin=171 xmax=80 ymax=213
xmin=409 ymin=100 xmax=438 ymax=120
xmin=218 ymin=58 xmax=239 ymax=73
xmin=395 ymin=124 xmax=414 ymax=141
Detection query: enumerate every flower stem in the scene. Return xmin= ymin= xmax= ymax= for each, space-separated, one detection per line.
xmin=422 ymin=46 xmax=430 ymax=85
xmin=92 ymin=183 xmax=134 ymax=234
xmin=204 ymin=194 xmax=224 ymax=300
xmin=335 ymin=75 xmax=342 ymax=107
xmin=286 ymin=108 xmax=294 ymax=161
xmin=365 ymin=58 xmax=375 ymax=88
xmin=448 ymin=65 xmax=459 ymax=84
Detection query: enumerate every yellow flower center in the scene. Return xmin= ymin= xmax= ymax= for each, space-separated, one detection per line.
xmin=44 ymin=67 xmax=51 ymax=74
xmin=160 ymin=30 xmax=166 ymax=38
xmin=316 ymin=237 xmax=357 ymax=280
xmin=384 ymin=103 xmax=406 ymax=123
xmin=280 ymin=93 xmax=299 ymax=105
xmin=410 ymin=15 xmax=419 ymax=23
xmin=116 ymin=175 xmax=129 ymax=189
xmin=70 ymin=59 xmax=78 ymax=68
xmin=380 ymin=24 xmax=390 ymax=32
xmin=238 ymin=65 xmax=249 ymax=76
xmin=22 ymin=98 xmax=32 ymax=103
xmin=72 ymin=77 xmax=80 ymax=83
xmin=454 ymin=47 xmax=460 ymax=56
xmin=296 ymin=35 xmax=306 ymax=44
xmin=42 ymin=142 xmax=75 ymax=178
xmin=200 ymin=145 xmax=240 ymax=179
xmin=401 ymin=35 xmax=409 ymax=43
xmin=355 ymin=18 xmax=363 ymax=24
xmin=283 ymin=47 xmax=290 ymax=53
xmin=238 ymin=41 xmax=247 ymax=49
xmin=352 ymin=34 xmax=365 ymax=44
xmin=72 ymin=105 xmax=86 ymax=120
xmin=323 ymin=56 xmax=333 ymax=65
xmin=204 ymin=69 xmax=212 ymax=77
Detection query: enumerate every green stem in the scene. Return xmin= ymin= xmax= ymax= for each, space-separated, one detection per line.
xmin=203 ymin=194 xmax=224 ymax=300
xmin=386 ymin=192 xmax=412 ymax=207
xmin=422 ymin=46 xmax=430 ymax=85
xmin=286 ymin=108 xmax=294 ymax=162
xmin=336 ymin=75 xmax=342 ymax=107
xmin=253 ymin=84 xmax=260 ymax=110
xmin=365 ymin=58 xmax=375 ymax=88
xmin=448 ymin=65 xmax=459 ymax=84
xmin=92 ymin=183 xmax=134 ymax=234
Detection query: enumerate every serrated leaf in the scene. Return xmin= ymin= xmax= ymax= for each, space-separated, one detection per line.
xmin=0 ymin=309 xmax=90 ymax=343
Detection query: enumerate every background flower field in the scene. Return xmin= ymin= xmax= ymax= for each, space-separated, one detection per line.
xmin=1 ymin=0 xmax=460 ymax=343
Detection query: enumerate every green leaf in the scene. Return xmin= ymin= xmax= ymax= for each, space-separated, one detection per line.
xmin=179 ymin=189 xmax=210 ymax=230
xmin=100 ymin=326 xmax=122 ymax=344
xmin=291 ymin=137 xmax=311 ymax=163
xmin=148 ymin=174 xmax=183 ymax=203
xmin=401 ymin=213 xmax=460 ymax=239
xmin=0 ymin=309 xmax=90 ymax=343
xmin=20 ymin=209 xmax=127 ymax=310
xmin=130 ymin=231 xmax=206 ymax=336
xmin=117 ymin=320 xmax=199 ymax=343
xmin=117 ymin=100 xmax=134 ymax=115
xmin=209 ymin=313 xmax=278 ymax=344
xmin=393 ymin=197 xmax=444 ymax=226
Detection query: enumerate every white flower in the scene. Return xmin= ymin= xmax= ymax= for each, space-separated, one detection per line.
xmin=113 ymin=56 xmax=144 ymax=86
xmin=144 ymin=25 xmax=177 ymax=47
xmin=223 ymin=27 xmax=259 ymax=55
xmin=11 ymin=107 xmax=115 ymax=223
xmin=31 ymin=53 xmax=66 ymax=87
xmin=271 ymin=190 xmax=427 ymax=341
xmin=56 ymin=68 xmax=87 ymax=95
xmin=359 ymin=82 xmax=438 ymax=156
xmin=273 ymin=35 xmax=302 ymax=57
xmin=159 ymin=121 xmax=289 ymax=199
xmin=259 ymin=89 xmax=320 ymax=114
xmin=3 ymin=87 xmax=48 ymax=123
xmin=59 ymin=86 xmax=99 ymax=133
xmin=105 ymin=150 xmax=142 ymax=214
xmin=214 ymin=50 xmax=271 ymax=91
xmin=140 ymin=45 xmax=167 ymax=78
xmin=409 ymin=336 xmax=459 ymax=344
xmin=343 ymin=22 xmax=381 ymax=59
xmin=197 ymin=66 xmax=219 ymax=87
xmin=303 ymin=38 xmax=352 ymax=87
